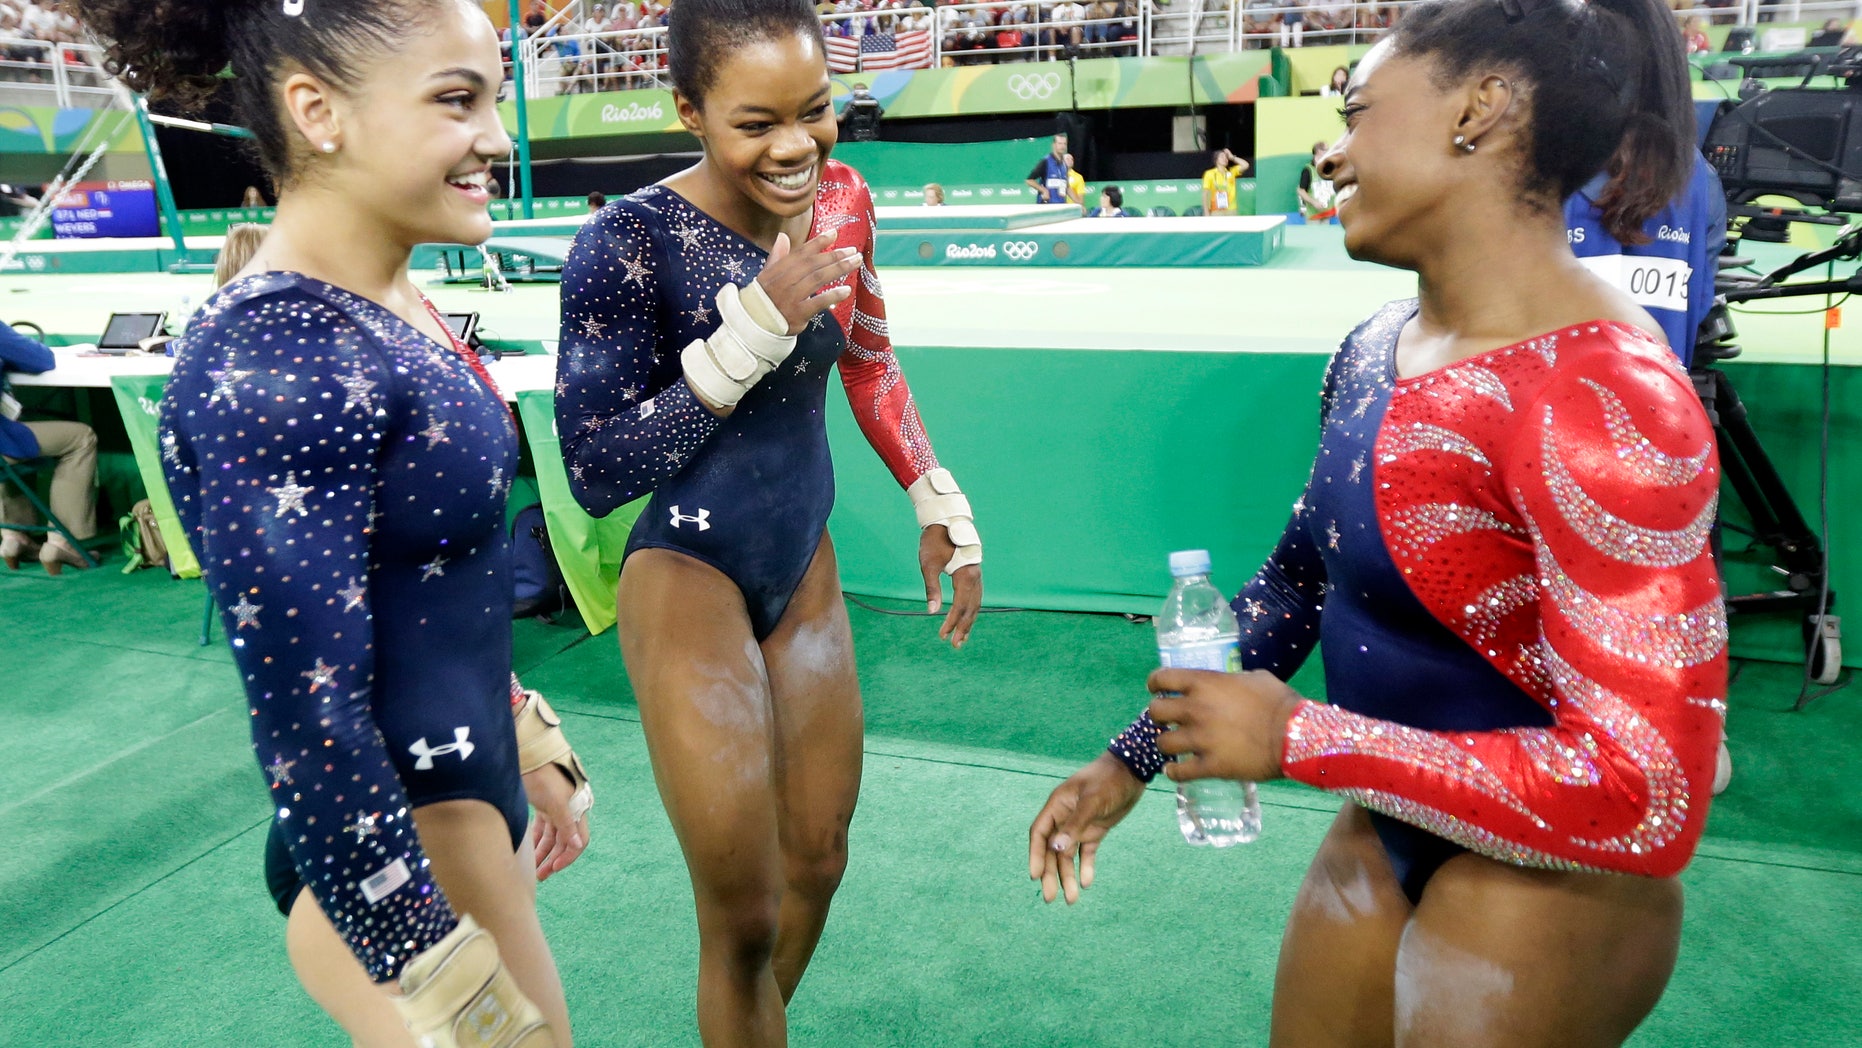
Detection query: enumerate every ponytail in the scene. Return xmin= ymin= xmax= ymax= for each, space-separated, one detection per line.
xmin=1392 ymin=0 xmax=1697 ymax=243
xmin=1590 ymin=0 xmax=1696 ymax=243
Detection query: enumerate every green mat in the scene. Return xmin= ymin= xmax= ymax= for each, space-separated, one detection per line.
xmin=0 ymin=566 xmax=1858 ymax=1045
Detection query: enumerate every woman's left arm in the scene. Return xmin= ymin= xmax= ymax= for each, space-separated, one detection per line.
xmin=835 ymin=176 xmax=982 ymax=644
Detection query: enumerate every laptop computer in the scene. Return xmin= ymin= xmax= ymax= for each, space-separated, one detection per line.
xmin=440 ymin=311 xmax=480 ymax=348
xmin=96 ymin=312 xmax=168 ymax=355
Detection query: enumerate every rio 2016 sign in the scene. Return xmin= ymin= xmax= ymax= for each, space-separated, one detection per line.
xmin=600 ymin=100 xmax=666 ymax=124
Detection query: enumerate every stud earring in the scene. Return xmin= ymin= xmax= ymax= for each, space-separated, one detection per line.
xmin=321 ymin=141 xmax=337 ymax=154
xmin=1453 ymin=135 xmax=1477 ymax=154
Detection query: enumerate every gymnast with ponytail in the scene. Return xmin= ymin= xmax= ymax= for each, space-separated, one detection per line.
xmin=1030 ymin=1 xmax=1726 ymax=1044
xmin=70 ymin=1 xmax=586 ymax=1044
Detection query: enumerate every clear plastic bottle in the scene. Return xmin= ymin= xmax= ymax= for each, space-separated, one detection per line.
xmin=1157 ymin=549 xmax=1263 ymax=847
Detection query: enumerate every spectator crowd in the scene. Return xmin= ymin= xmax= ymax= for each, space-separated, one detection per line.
xmin=0 ymin=1 xmax=94 ymax=86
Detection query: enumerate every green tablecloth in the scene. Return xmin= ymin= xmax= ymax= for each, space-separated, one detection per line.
xmin=108 ymin=375 xmax=199 ymax=579
xmin=514 ymin=391 xmax=643 ymax=634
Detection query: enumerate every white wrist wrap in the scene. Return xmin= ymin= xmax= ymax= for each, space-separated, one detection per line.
xmin=908 ymin=467 xmax=982 ymax=574
xmin=396 ymin=915 xmax=553 ymax=1048
xmin=680 ymin=280 xmax=796 ymax=409
xmin=515 ymin=690 xmax=593 ymax=823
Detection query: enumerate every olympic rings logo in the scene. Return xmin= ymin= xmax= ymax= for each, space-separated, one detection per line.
xmin=1007 ymin=72 xmax=1062 ymax=100
xmin=1002 ymin=241 xmax=1039 ymax=262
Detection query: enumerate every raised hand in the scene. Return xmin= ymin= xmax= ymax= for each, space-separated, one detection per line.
xmin=755 ymin=231 xmax=862 ymax=335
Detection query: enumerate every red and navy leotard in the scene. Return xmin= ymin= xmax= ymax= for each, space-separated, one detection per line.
xmin=557 ymin=160 xmax=940 ymax=637
xmin=1111 ymin=301 xmax=1727 ymax=895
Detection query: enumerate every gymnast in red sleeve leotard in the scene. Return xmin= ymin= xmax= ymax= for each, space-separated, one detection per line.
xmin=1029 ymin=1 xmax=1721 ymax=1043
xmin=554 ymin=1 xmax=982 ymax=1042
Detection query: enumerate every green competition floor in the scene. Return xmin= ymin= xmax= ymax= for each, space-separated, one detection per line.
xmin=9 ymin=227 xmax=1862 ymax=362
xmin=1 ymin=564 xmax=1859 ymax=1046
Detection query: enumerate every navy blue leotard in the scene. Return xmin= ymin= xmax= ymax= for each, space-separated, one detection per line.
xmin=161 ymin=272 xmax=526 ymax=982
xmin=557 ymin=162 xmax=941 ymax=638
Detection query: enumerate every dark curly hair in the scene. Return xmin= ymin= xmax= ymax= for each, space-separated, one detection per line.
xmin=66 ymin=0 xmax=441 ymax=182
xmin=1391 ymin=0 xmax=1694 ymax=243
xmin=668 ymin=0 xmax=825 ymax=108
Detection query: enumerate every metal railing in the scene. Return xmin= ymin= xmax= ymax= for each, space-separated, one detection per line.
xmin=507 ymin=0 xmax=1862 ymax=96
xmin=0 ymin=36 xmax=112 ymax=108
xmin=516 ymin=3 xmax=1152 ymax=97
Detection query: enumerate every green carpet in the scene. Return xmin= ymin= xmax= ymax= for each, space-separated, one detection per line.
xmin=1 ymin=564 xmax=1858 ymax=1046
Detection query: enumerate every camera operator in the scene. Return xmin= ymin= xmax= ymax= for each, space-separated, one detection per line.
xmin=839 ymin=81 xmax=884 ymax=142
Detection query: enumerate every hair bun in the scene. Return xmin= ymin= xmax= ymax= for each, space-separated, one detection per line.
xmin=67 ymin=0 xmax=248 ymax=109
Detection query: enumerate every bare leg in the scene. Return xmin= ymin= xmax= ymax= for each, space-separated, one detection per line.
xmin=761 ymin=536 xmax=862 ymax=1002
xmin=1395 ymin=853 xmax=1683 ymax=1048
xmin=1269 ymin=804 xmax=1412 ymax=1048
xmin=618 ymin=549 xmax=786 ymax=1048
xmin=1269 ymin=804 xmax=1683 ymax=1048
xmin=285 ymin=800 xmax=572 ymax=1046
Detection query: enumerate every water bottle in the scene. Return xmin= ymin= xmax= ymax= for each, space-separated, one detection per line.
xmin=1157 ymin=549 xmax=1262 ymax=847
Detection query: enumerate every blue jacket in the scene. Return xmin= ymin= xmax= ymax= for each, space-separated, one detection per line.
xmin=1564 ymin=153 xmax=1725 ymax=368
xmin=0 ymin=321 xmax=55 ymax=458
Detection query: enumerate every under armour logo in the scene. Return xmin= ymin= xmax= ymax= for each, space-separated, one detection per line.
xmin=408 ymin=727 xmax=474 ymax=770
xmin=668 ymin=505 xmax=711 ymax=531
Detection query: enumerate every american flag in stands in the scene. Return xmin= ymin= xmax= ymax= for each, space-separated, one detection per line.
xmin=825 ymin=34 xmax=861 ymax=73
xmin=857 ymin=30 xmax=933 ymax=71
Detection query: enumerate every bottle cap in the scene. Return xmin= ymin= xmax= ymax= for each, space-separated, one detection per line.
xmin=1168 ymin=549 xmax=1211 ymax=578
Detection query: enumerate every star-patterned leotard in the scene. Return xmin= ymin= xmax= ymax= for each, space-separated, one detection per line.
xmin=1110 ymin=301 xmax=1727 ymax=899
xmin=557 ymin=160 xmax=941 ymax=638
xmin=160 ymin=272 xmax=526 ymax=982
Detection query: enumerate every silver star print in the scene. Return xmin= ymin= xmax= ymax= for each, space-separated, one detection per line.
xmin=489 ymin=466 xmax=504 ymax=495
xmin=665 ymin=449 xmax=687 ymax=466
xmin=268 ymin=472 xmax=312 ymax=518
xmin=336 ymin=369 xmax=377 ymax=414
xmin=301 ymin=658 xmax=338 ymax=694
xmin=809 ymin=312 xmax=828 ymax=331
xmin=1325 ymin=522 xmax=1342 ymax=550
xmin=1351 ymin=393 xmax=1374 ymax=419
xmin=671 ymin=222 xmax=705 ymax=252
xmin=365 ymin=505 xmax=382 ymax=533
xmin=620 ymin=387 xmax=639 ymax=403
xmin=420 ymin=418 xmax=450 ymax=450
xmin=579 ymin=316 xmax=608 ymax=340
xmin=207 ymin=364 xmax=255 ymax=408
xmin=793 ymin=358 xmax=809 ymax=375
xmin=343 ymin=811 xmax=381 ymax=843
xmin=338 ymin=577 xmax=366 ymax=613
xmin=1348 ymin=455 xmax=1366 ymax=484
xmin=421 ymin=554 xmax=447 ymax=581
xmin=1240 ymin=597 xmax=1267 ymax=621
xmin=1292 ymin=496 xmax=1308 ymax=517
xmin=570 ymin=463 xmax=586 ymax=482
xmin=555 ymin=379 xmax=569 ymax=396
xmin=621 ymin=252 xmax=652 ymax=287
xmin=687 ymin=304 xmax=714 ymax=326
xmin=229 ymin=594 xmax=262 ymax=630
xmin=160 ymin=430 xmax=181 ymax=466
xmin=720 ymin=258 xmax=747 ymax=284
xmin=264 ymin=755 xmax=296 ymax=786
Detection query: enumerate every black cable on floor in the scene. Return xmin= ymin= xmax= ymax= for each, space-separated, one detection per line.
xmin=1795 ymin=282 xmax=1850 ymax=709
